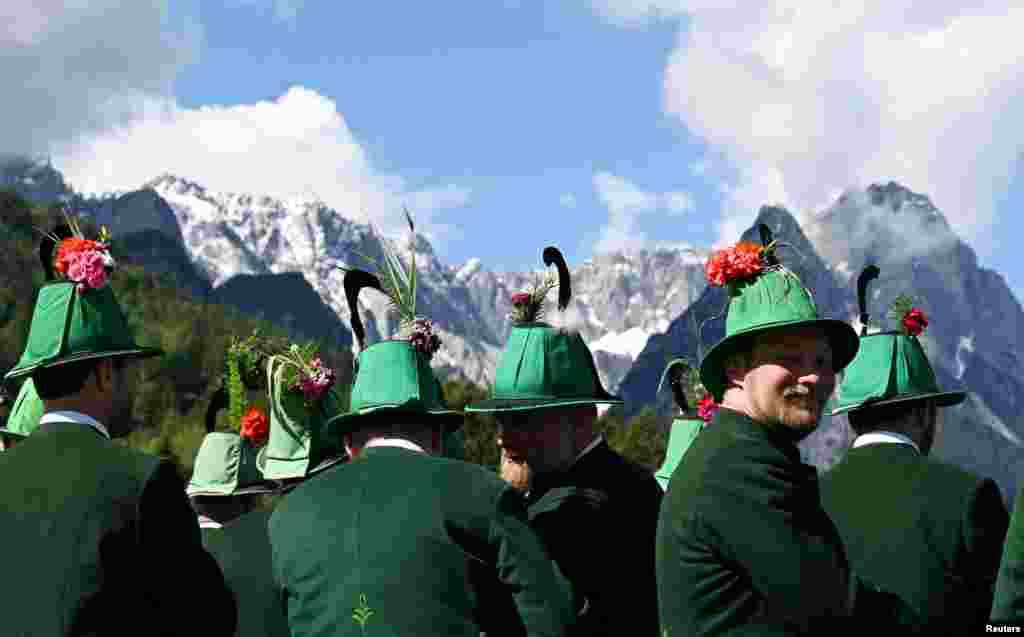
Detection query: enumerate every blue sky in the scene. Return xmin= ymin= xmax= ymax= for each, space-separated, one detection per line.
xmin=5 ymin=1 xmax=1022 ymax=300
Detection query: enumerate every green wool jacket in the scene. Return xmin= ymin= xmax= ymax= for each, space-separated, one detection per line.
xmin=268 ymin=446 xmax=575 ymax=637
xmin=524 ymin=440 xmax=663 ymax=636
xmin=991 ymin=483 xmax=1024 ymax=623
xmin=820 ymin=441 xmax=1009 ymax=635
xmin=0 ymin=420 xmax=236 ymax=636
xmin=656 ymin=407 xmax=913 ymax=636
xmin=202 ymin=509 xmax=290 ymax=637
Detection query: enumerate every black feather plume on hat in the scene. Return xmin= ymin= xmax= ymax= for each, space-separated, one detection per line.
xmin=857 ymin=265 xmax=880 ymax=336
xmin=542 ymin=246 xmax=571 ymax=311
xmin=344 ymin=269 xmax=385 ymax=352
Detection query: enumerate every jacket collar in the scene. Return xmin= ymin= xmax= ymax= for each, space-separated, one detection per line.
xmin=38 ymin=411 xmax=110 ymax=440
xmin=364 ymin=437 xmax=427 ymax=454
xmin=714 ymin=407 xmax=808 ymax=460
xmin=852 ymin=431 xmax=920 ymax=453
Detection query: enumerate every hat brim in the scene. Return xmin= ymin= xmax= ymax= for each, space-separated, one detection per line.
xmin=186 ymin=481 xmax=280 ymax=498
xmin=306 ymin=454 xmax=348 ymax=477
xmin=700 ymin=318 xmax=859 ymax=402
xmin=464 ymin=395 xmax=624 ymax=414
xmin=256 ymin=444 xmax=349 ymax=481
xmin=830 ymin=390 xmax=966 ymax=416
xmin=326 ymin=405 xmax=464 ymax=432
xmin=5 ymin=347 xmax=164 ymax=382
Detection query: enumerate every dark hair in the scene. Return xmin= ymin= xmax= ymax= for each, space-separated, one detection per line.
xmin=33 ymin=357 xmax=128 ymax=401
xmin=847 ymin=401 xmax=921 ymax=435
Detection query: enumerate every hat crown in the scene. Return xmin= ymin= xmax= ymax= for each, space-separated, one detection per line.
xmin=5 ymin=282 xmax=158 ymax=381
xmin=724 ymin=267 xmax=819 ymax=336
xmin=257 ymin=357 xmax=344 ymax=480
xmin=348 ymin=339 xmax=448 ymax=413
xmin=187 ymin=432 xmax=268 ymax=496
xmin=492 ymin=324 xmax=605 ymax=400
xmin=834 ymin=331 xmax=953 ymax=412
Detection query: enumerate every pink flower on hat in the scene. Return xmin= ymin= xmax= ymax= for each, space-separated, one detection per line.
xmin=65 ymin=250 xmax=110 ymax=292
xmin=697 ymin=393 xmax=719 ymax=424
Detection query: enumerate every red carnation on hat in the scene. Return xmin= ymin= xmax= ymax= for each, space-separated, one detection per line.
xmin=240 ymin=406 xmax=270 ymax=447
xmin=697 ymin=393 xmax=719 ymax=424
xmin=902 ymin=308 xmax=928 ymax=337
xmin=511 ymin=292 xmax=531 ymax=306
xmin=705 ymin=241 xmax=765 ymax=287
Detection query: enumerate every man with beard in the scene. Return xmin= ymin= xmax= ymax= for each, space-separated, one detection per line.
xmin=466 ymin=246 xmax=663 ymax=637
xmin=0 ymin=224 xmax=236 ymax=635
xmin=821 ymin=267 xmax=1008 ymax=635
xmin=0 ymin=378 xmax=43 ymax=451
xmin=656 ymin=227 xmax=913 ymax=635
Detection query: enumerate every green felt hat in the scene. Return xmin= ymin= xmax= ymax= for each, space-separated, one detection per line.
xmin=0 ymin=378 xmax=43 ymax=440
xmin=465 ymin=247 xmax=623 ymax=414
xmin=256 ymin=354 xmax=348 ymax=480
xmin=654 ymin=359 xmax=707 ymax=490
xmin=5 ymin=282 xmax=163 ymax=382
xmin=325 ymin=340 xmax=462 ymax=436
xmin=655 ymin=418 xmax=705 ymax=491
xmin=699 ymin=225 xmax=859 ymax=402
xmin=187 ymin=387 xmax=278 ymax=496
xmin=187 ymin=432 xmax=278 ymax=497
xmin=831 ymin=266 xmax=965 ymax=416
xmin=322 ymin=265 xmax=463 ymax=437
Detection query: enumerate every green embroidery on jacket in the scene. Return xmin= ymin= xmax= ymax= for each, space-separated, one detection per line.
xmin=353 ymin=594 xmax=374 ymax=634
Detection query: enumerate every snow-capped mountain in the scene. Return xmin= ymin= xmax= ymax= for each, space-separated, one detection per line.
xmin=85 ymin=174 xmax=706 ymax=391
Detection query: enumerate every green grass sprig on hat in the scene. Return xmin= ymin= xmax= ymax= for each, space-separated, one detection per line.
xmin=508 ymin=270 xmax=558 ymax=324
xmin=341 ymin=209 xmax=442 ymax=358
xmin=225 ymin=330 xmax=268 ymax=428
xmin=348 ymin=209 xmax=419 ymax=332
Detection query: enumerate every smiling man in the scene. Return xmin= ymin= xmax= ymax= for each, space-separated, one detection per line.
xmin=656 ymin=228 xmax=913 ymax=635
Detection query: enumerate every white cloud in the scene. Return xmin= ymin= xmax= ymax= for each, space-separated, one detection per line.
xmin=53 ymin=86 xmax=470 ymax=247
xmin=0 ymin=0 xmax=200 ymax=157
xmin=559 ymin=193 xmax=578 ymax=208
xmin=589 ymin=2 xmax=1024 ymax=258
xmin=592 ymin=171 xmax=694 ymax=253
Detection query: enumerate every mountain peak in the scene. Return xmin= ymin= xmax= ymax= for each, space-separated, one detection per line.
xmin=827 ymin=181 xmax=944 ymax=222
xmin=144 ymin=173 xmax=207 ymax=196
